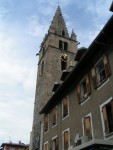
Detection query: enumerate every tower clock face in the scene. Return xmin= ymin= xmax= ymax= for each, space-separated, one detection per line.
xmin=60 ymin=53 xmax=69 ymax=62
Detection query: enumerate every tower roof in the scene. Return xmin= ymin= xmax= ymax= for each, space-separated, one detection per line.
xmin=49 ymin=6 xmax=69 ymax=37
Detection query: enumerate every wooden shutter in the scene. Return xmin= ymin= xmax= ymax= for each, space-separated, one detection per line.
xmin=44 ymin=143 xmax=48 ymax=150
xmin=103 ymin=54 xmax=111 ymax=78
xmin=44 ymin=115 xmax=48 ymax=131
xmin=52 ymin=107 xmax=56 ymax=124
xmin=56 ymin=137 xmax=59 ymax=150
xmin=91 ymin=68 xmax=98 ymax=89
xmin=102 ymin=106 xmax=109 ymax=133
xmin=86 ymin=75 xmax=91 ymax=96
xmin=64 ymin=131 xmax=68 ymax=150
xmin=84 ymin=116 xmax=92 ymax=139
xmin=76 ymin=84 xmax=81 ymax=104
xmin=63 ymin=98 xmax=68 ymax=116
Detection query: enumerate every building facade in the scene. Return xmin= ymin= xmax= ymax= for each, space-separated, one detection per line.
xmin=39 ymin=8 xmax=113 ymax=150
xmin=30 ymin=6 xmax=78 ymax=150
xmin=1 ymin=142 xmax=28 ymax=150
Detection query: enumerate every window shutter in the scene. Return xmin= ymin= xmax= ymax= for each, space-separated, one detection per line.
xmin=63 ymin=98 xmax=68 ymax=116
xmin=91 ymin=68 xmax=98 ymax=89
xmin=52 ymin=107 xmax=56 ymax=124
xmin=103 ymin=54 xmax=111 ymax=78
xmin=102 ymin=106 xmax=109 ymax=133
xmin=44 ymin=143 xmax=48 ymax=150
xmin=64 ymin=131 xmax=69 ymax=150
xmin=84 ymin=116 xmax=92 ymax=139
xmin=86 ymin=75 xmax=91 ymax=96
xmin=44 ymin=115 xmax=48 ymax=131
xmin=76 ymin=84 xmax=81 ymax=104
xmin=56 ymin=137 xmax=59 ymax=150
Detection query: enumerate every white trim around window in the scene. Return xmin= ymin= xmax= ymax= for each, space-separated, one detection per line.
xmin=62 ymin=128 xmax=70 ymax=150
xmin=52 ymin=135 xmax=58 ymax=140
xmin=44 ymin=114 xmax=49 ymax=134
xmin=62 ymin=96 xmax=69 ymax=120
xmin=52 ymin=106 xmax=58 ymax=128
xmin=44 ymin=141 xmax=48 ymax=150
xmin=82 ymin=112 xmax=94 ymax=139
xmin=97 ymin=78 xmax=109 ymax=91
xmin=100 ymin=97 xmax=113 ymax=140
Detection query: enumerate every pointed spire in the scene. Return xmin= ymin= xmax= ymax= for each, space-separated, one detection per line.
xmin=49 ymin=6 xmax=69 ymax=37
xmin=71 ymin=29 xmax=76 ymax=41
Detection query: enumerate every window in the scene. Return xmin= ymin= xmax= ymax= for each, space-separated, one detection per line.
xmin=77 ymin=75 xmax=91 ymax=104
xmin=62 ymin=97 xmax=69 ymax=118
xmin=92 ymin=54 xmax=111 ymax=88
xmin=62 ymin=30 xmax=65 ymax=37
xmin=100 ymin=98 xmax=113 ymax=137
xmin=40 ymin=61 xmax=44 ymax=76
xmin=50 ymin=136 xmax=59 ymax=150
xmin=83 ymin=114 xmax=93 ymax=140
xmin=44 ymin=142 xmax=48 ymax=150
xmin=63 ymin=129 xmax=70 ymax=150
xmin=44 ymin=115 xmax=49 ymax=132
xmin=51 ymin=107 xmax=57 ymax=126
xmin=60 ymin=54 xmax=68 ymax=71
xmin=59 ymin=40 xmax=68 ymax=51
xmin=61 ymin=60 xmax=67 ymax=71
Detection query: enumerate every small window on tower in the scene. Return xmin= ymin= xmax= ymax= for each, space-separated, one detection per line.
xmin=41 ymin=61 xmax=44 ymax=76
xmin=60 ymin=54 xmax=68 ymax=71
xmin=59 ymin=40 xmax=68 ymax=51
xmin=64 ymin=42 xmax=68 ymax=51
xmin=59 ymin=40 xmax=62 ymax=49
xmin=62 ymin=30 xmax=65 ymax=37
xmin=61 ymin=60 xmax=67 ymax=71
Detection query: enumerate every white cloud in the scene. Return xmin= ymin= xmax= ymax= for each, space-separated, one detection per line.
xmin=0 ymin=5 xmax=38 ymax=145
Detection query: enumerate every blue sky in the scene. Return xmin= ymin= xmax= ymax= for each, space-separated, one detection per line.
xmin=0 ymin=0 xmax=112 ymax=146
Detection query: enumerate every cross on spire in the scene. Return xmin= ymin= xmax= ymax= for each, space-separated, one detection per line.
xmin=57 ymin=0 xmax=60 ymax=6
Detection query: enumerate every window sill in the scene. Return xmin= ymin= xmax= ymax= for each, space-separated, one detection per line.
xmin=97 ymin=78 xmax=109 ymax=91
xmin=104 ymin=132 xmax=113 ymax=140
xmin=44 ymin=130 xmax=49 ymax=134
xmin=80 ymin=96 xmax=90 ymax=106
xmin=52 ymin=123 xmax=57 ymax=128
xmin=62 ymin=114 xmax=69 ymax=120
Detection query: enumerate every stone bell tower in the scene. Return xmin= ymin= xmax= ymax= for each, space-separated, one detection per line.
xmin=30 ymin=6 xmax=78 ymax=150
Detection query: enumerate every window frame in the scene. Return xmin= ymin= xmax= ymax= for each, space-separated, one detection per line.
xmin=62 ymin=128 xmax=70 ymax=150
xmin=51 ymin=135 xmax=59 ymax=150
xmin=44 ymin=141 xmax=48 ymax=150
xmin=96 ymin=59 xmax=107 ymax=86
xmin=62 ymin=30 xmax=65 ymax=37
xmin=82 ymin=113 xmax=94 ymax=140
xmin=62 ymin=96 xmax=69 ymax=119
xmin=61 ymin=59 xmax=67 ymax=71
xmin=91 ymin=54 xmax=111 ymax=89
xmin=77 ymin=75 xmax=91 ymax=104
xmin=44 ymin=114 xmax=49 ymax=133
xmin=100 ymin=97 xmax=113 ymax=139
xmin=51 ymin=106 xmax=57 ymax=127
xmin=59 ymin=40 xmax=68 ymax=51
